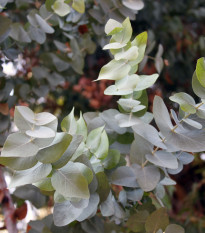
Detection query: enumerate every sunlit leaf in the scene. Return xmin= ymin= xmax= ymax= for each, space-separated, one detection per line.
xmin=72 ymin=0 xmax=85 ymax=14
xmin=52 ymin=0 xmax=71 ymax=17
xmin=2 ymin=133 xmax=39 ymax=158
xmin=196 ymin=57 xmax=205 ymax=87
xmin=9 ymin=163 xmax=52 ymax=188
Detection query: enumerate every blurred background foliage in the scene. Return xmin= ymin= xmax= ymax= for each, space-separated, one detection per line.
xmin=0 ymin=0 xmax=205 ymax=232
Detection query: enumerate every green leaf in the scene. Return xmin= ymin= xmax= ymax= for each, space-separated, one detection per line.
xmin=131 ymin=31 xmax=148 ymax=64
xmin=165 ymin=224 xmax=185 ymax=233
xmin=103 ymin=42 xmax=127 ymax=50
xmin=61 ymin=108 xmax=77 ymax=134
xmin=134 ymin=74 xmax=159 ymax=91
xmin=52 ymin=135 xmax=83 ymax=169
xmin=45 ymin=0 xmax=55 ymax=11
xmin=112 ymin=17 xmax=132 ymax=44
xmin=36 ymin=133 xmax=72 ymax=163
xmin=145 ymin=208 xmax=169 ymax=233
xmin=111 ymin=166 xmax=138 ymax=187
xmin=127 ymin=210 xmax=149 ymax=232
xmin=133 ymin=164 xmax=160 ymax=191
xmin=192 ymin=71 xmax=205 ymax=99
xmin=52 ymin=0 xmax=71 ymax=17
xmin=102 ymin=149 xmax=121 ymax=169
xmin=14 ymin=185 xmax=46 ymax=208
xmin=86 ymin=126 xmax=104 ymax=152
xmin=105 ymin=19 xmax=123 ymax=35
xmin=54 ymin=191 xmax=67 ymax=203
xmin=34 ymin=177 xmax=54 ymax=191
xmin=9 ymin=163 xmax=52 ymax=188
xmin=76 ymin=112 xmax=87 ymax=140
xmin=9 ymin=23 xmax=31 ymax=43
xmin=93 ymin=130 xmax=109 ymax=159
xmin=51 ymin=161 xmax=90 ymax=199
xmin=115 ymin=46 xmax=139 ymax=61
xmin=0 ymin=156 xmax=38 ymax=171
xmin=196 ymin=57 xmax=205 ymax=87
xmin=169 ymin=92 xmax=196 ymax=114
xmin=96 ymin=172 xmax=110 ymax=202
xmin=134 ymin=90 xmax=148 ymax=117
xmin=98 ymin=59 xmax=131 ymax=81
xmin=146 ymin=151 xmax=178 ymax=169
xmin=75 ymin=162 xmax=93 ymax=184
xmin=122 ymin=0 xmax=144 ymax=10
xmin=2 ymin=133 xmax=39 ymax=158
xmin=72 ymin=0 xmax=85 ymax=14
xmin=0 ymin=15 xmax=12 ymax=43
xmin=35 ymin=14 xmax=54 ymax=34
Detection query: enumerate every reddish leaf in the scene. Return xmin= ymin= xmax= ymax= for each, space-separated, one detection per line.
xmin=14 ymin=202 xmax=27 ymax=220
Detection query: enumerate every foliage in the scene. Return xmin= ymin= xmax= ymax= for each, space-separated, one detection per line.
xmin=1 ymin=0 xmax=169 ymax=147
xmin=1 ymin=14 xmax=205 ymax=232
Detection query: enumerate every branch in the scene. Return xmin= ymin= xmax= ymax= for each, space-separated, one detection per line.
xmin=0 ymin=166 xmax=18 ymax=233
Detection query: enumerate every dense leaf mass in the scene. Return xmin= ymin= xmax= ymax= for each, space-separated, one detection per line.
xmin=0 ymin=0 xmax=205 ymax=232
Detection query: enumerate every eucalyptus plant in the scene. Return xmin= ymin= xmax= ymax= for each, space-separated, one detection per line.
xmin=0 ymin=0 xmax=149 ymax=146
xmin=1 ymin=15 xmax=205 ymax=232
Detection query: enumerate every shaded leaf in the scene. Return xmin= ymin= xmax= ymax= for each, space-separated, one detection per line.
xmin=165 ymin=224 xmax=185 ymax=233
xmin=133 ymin=164 xmax=160 ymax=192
xmin=0 ymin=155 xmax=37 ymax=171
xmin=111 ymin=166 xmax=138 ymax=187
xmin=127 ymin=210 xmax=149 ymax=232
xmin=96 ymin=172 xmax=110 ymax=202
xmin=145 ymin=208 xmax=169 ymax=233
xmin=146 ymin=151 xmax=178 ymax=169
xmin=36 ymin=133 xmax=72 ymax=163
xmin=53 ymin=201 xmax=82 ymax=226
xmin=76 ymin=193 xmax=100 ymax=221
xmin=9 ymin=23 xmax=31 ymax=43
